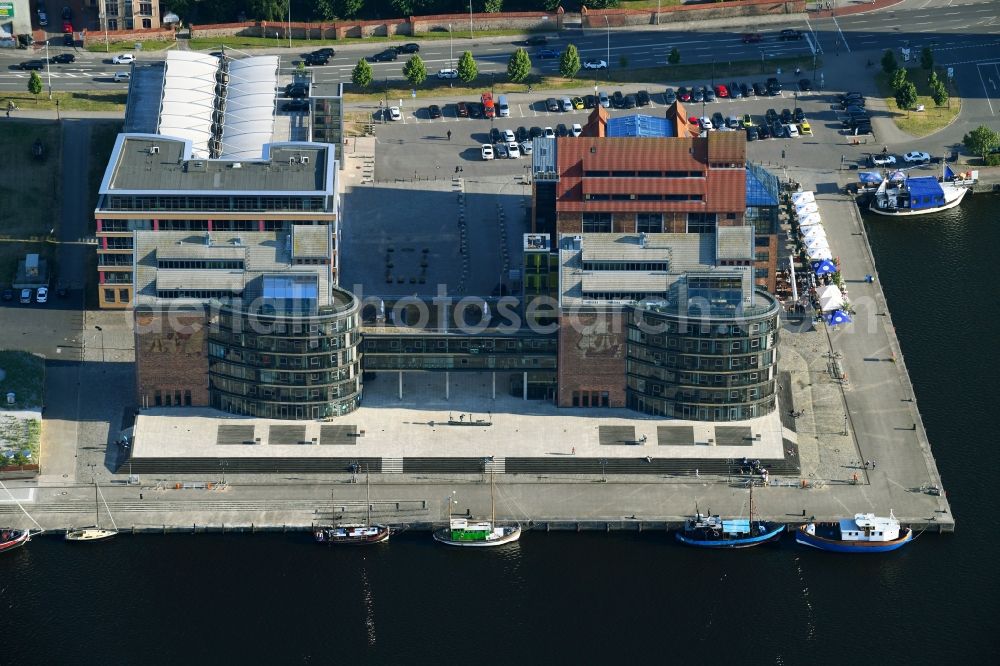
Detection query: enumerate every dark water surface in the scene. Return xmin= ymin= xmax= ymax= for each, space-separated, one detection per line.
xmin=2 ymin=196 xmax=998 ymax=665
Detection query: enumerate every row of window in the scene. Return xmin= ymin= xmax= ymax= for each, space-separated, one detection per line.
xmin=627 ymin=362 xmax=772 ymax=388
xmin=210 ymin=332 xmax=354 ymax=353
xmin=105 ymin=195 xmax=327 ymax=213
xmin=630 ymin=316 xmax=775 ymax=337
xmin=211 ymin=376 xmax=359 ymax=402
xmin=157 ymin=290 xmax=241 ymax=300
xmin=216 ymin=315 xmax=358 ymax=337
xmin=363 ymin=337 xmax=555 ymax=352
xmin=583 ymin=261 xmax=669 ymax=272
xmin=103 ymin=288 xmax=131 ymax=303
xmin=583 ymin=170 xmax=705 ymax=178
xmin=584 ymin=194 xmax=704 ymax=202
xmin=157 ymin=260 xmax=245 ymax=270
xmin=571 ymin=390 xmax=611 ymax=407
xmin=627 ymin=330 xmax=772 ymax=353
xmin=628 ymin=377 xmax=767 ymax=401
xmin=152 ymin=389 xmax=193 ymax=407
xmin=208 ymin=343 xmax=358 ymax=369
xmin=628 ymin=347 xmax=772 ymax=370
xmin=627 ymin=394 xmax=774 ymax=421
xmin=213 ymin=394 xmax=359 ymax=420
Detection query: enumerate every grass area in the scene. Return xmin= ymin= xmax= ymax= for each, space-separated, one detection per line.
xmin=0 ymin=124 xmax=61 ymax=284
xmin=874 ymin=67 xmax=961 ymax=138
xmin=0 ymin=351 xmax=45 ymax=410
xmin=84 ymin=39 xmax=175 ymax=53
xmin=344 ymin=55 xmax=818 ymax=102
xmin=4 ymin=90 xmax=127 ymax=112
xmin=0 ymin=415 xmax=41 ymax=467
xmin=189 ymin=28 xmax=545 ymax=52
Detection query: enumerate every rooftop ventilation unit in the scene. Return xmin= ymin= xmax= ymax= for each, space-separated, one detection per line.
xmin=148 ymin=145 xmax=159 ymax=155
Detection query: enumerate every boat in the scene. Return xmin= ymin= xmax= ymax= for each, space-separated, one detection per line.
xmin=675 ymin=479 xmax=784 ymax=549
xmin=314 ymin=470 xmax=390 ymax=545
xmin=868 ymin=164 xmax=971 ymax=216
xmin=0 ymin=528 xmax=31 ymax=554
xmin=433 ymin=472 xmax=521 ymax=548
xmin=65 ymin=481 xmax=118 ymax=542
xmin=795 ymin=511 xmax=913 ymax=553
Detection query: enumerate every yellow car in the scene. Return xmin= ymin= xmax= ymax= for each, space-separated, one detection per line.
xmin=571 ymin=96 xmax=585 ymax=110
xmin=799 ymin=120 xmax=813 ymax=135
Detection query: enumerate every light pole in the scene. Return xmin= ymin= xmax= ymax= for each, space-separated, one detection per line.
xmin=287 ymin=0 xmax=292 ymax=49
xmin=603 ymin=16 xmax=610 ymax=69
xmin=45 ymin=39 xmax=52 ymax=100
xmin=601 ymin=458 xmax=607 ymax=483
xmin=469 ymin=0 xmax=474 ymax=39
xmin=94 ymin=326 xmax=105 ymax=363
xmin=449 ymin=23 xmax=453 ymax=69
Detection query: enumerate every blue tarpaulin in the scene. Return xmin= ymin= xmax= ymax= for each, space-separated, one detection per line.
xmin=907 ymin=176 xmax=945 ymax=210
xmin=859 ymin=172 xmax=883 ymax=184
xmin=813 ymin=259 xmax=837 ymax=275
xmin=607 ymin=114 xmax=674 ymax=138
xmin=826 ymin=310 xmax=852 ymax=326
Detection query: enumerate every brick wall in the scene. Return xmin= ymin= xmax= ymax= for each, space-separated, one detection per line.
xmin=755 ymin=233 xmax=779 ymax=293
xmin=557 ymin=309 xmax=627 ymax=408
xmin=582 ymin=0 xmax=806 ymax=28
xmin=81 ymin=27 xmax=175 ymax=47
xmin=134 ymin=311 xmax=210 ymax=408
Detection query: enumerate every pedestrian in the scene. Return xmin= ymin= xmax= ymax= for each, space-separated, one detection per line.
xmin=571 ymin=446 xmax=576 ymax=455
xmin=872 ymin=459 xmax=876 ymax=469
xmin=447 ymin=130 xmax=452 ymax=141
xmin=866 ymin=459 xmax=872 ymax=469
xmin=139 ymin=493 xmax=143 ymax=500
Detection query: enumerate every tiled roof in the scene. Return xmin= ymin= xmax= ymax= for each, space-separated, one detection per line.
xmin=707 ymin=131 xmax=746 ymax=163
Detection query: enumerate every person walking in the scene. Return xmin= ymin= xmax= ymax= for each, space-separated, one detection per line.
xmin=447 ymin=130 xmax=452 ymax=141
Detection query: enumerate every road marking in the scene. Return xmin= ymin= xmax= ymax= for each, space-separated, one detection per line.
xmin=976 ymin=63 xmax=996 ymax=115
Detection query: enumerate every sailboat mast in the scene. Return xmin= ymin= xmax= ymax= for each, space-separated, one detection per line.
xmin=491 ymin=471 xmax=495 ymax=526
xmin=749 ymin=475 xmax=754 ymax=525
xmin=365 ymin=469 xmax=372 ymax=526
xmin=95 ymin=481 xmax=100 ymax=527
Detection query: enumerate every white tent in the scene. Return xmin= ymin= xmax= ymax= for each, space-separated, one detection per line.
xmin=792 ymin=191 xmax=815 ymax=204
xmin=806 ymin=238 xmax=830 ymax=251
xmin=816 ymin=284 xmax=845 ymax=312
xmin=799 ymin=213 xmax=823 ymax=226
xmin=802 ymin=226 xmax=827 ymax=239
xmin=796 ymin=202 xmax=819 ymax=216
xmin=808 ymin=248 xmax=833 ymax=261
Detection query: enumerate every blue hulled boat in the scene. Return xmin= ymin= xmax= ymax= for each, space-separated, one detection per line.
xmin=795 ymin=511 xmax=913 ymax=553
xmin=676 ymin=482 xmax=784 ymax=549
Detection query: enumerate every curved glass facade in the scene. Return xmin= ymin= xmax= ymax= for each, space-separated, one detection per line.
xmin=207 ymin=289 xmax=362 ymax=420
xmin=625 ymin=290 xmax=780 ymax=421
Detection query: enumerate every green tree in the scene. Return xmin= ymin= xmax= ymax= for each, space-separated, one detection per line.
xmin=881 ymin=48 xmax=898 ymax=75
xmin=248 ymin=0 xmax=285 ymax=21
xmin=403 ymin=54 xmax=427 ymax=86
xmin=507 ymin=47 xmax=531 ymax=83
xmin=559 ymin=44 xmax=581 ymax=79
xmin=894 ymin=81 xmax=918 ymax=112
xmin=962 ymin=125 xmax=1000 ymax=158
xmin=27 ymin=71 xmax=42 ymax=101
xmin=296 ymin=60 xmax=306 ymax=75
xmin=927 ymin=70 xmax=938 ymax=87
xmin=931 ymin=80 xmax=949 ymax=107
xmin=483 ymin=0 xmax=503 ymax=12
xmin=457 ymin=50 xmax=478 ymax=83
xmin=890 ymin=67 xmax=908 ymax=92
xmin=352 ymin=58 xmax=373 ymax=88
xmin=316 ymin=0 xmax=365 ymax=20
xmin=920 ymin=46 xmax=933 ymax=70
xmin=587 ymin=0 xmax=620 ymax=7
xmin=667 ymin=48 xmax=681 ymax=65
xmin=543 ymin=0 xmax=561 ymax=9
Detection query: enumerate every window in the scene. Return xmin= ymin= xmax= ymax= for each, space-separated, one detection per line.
xmin=118 ymin=289 xmax=130 ymax=302
xmin=107 ymin=18 xmax=118 ymax=29
xmin=581 ymin=213 xmax=612 ymax=233
xmin=103 ymin=288 xmax=116 ymax=303
xmin=755 ymin=251 xmax=770 ymax=262
xmin=139 ymin=2 xmax=153 ymax=15
xmin=687 ymin=213 xmax=716 ymax=234
xmin=636 ymin=213 xmax=663 ymax=233
xmin=184 ymin=390 xmax=192 ymax=406
xmin=154 ymin=390 xmax=162 ymax=406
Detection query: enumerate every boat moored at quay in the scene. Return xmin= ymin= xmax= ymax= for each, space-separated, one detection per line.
xmin=795 ymin=512 xmax=914 ymax=553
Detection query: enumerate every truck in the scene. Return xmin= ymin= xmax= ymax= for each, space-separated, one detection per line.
xmin=481 ymin=92 xmax=495 ymax=119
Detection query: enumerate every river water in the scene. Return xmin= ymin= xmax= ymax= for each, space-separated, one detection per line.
xmin=2 ymin=196 xmax=997 ymax=664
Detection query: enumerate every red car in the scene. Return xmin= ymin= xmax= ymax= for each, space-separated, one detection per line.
xmin=714 ymin=84 xmax=729 ymax=98
xmin=742 ymin=33 xmax=762 ymax=43
xmin=688 ymin=115 xmax=699 ymax=124
xmin=62 ymin=21 xmax=73 ymax=33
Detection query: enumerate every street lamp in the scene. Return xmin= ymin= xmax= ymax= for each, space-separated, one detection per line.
xmin=287 ymin=0 xmax=292 ymax=49
xmin=600 ymin=458 xmax=607 ymax=483
xmin=469 ymin=0 xmax=474 ymax=39
xmin=449 ymin=23 xmax=453 ymax=69
xmin=94 ymin=326 xmax=105 ymax=363
xmin=603 ymin=16 xmax=610 ymax=70
xmin=45 ymin=39 xmax=52 ymax=100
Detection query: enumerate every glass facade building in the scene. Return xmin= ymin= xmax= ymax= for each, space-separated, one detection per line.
xmin=625 ymin=288 xmax=781 ymax=421
xmin=207 ymin=287 xmax=362 ymax=420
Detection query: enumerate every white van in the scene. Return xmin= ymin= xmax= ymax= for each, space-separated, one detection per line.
xmin=113 ymin=71 xmax=130 ymax=83
xmin=497 ymin=95 xmax=510 ymax=117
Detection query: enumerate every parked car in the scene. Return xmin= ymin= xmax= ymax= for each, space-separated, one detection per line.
xmin=583 ymin=59 xmax=607 ymax=70
xmin=529 ymin=126 xmax=543 ymax=139
xmin=37 ymin=9 xmax=48 ymax=26
xmin=571 ymin=123 xmax=583 ymax=137
xmin=798 ymin=78 xmax=812 ymax=91
xmin=515 ymin=126 xmax=529 ymax=143
xmin=636 ymin=90 xmax=650 ymax=106
xmin=20 ymin=289 xmax=31 ymax=304
xmin=507 ymin=141 xmax=520 ymax=159
xmin=786 ymin=124 xmax=800 ymax=138
xmin=757 ymin=123 xmax=771 ymax=140
xmin=62 ymin=20 xmax=72 ymax=33
xmin=704 ymin=88 xmax=716 ymax=103
xmin=20 ymin=60 xmax=46 ymax=70
xmin=583 ymin=94 xmax=597 ymax=109
xmin=493 ymin=142 xmax=509 ymax=159
xmin=726 ymin=116 xmax=740 ymax=130
xmin=728 ymin=82 xmax=742 ymax=99
xmin=711 ymin=112 xmax=725 ymax=129
xmin=779 ymin=29 xmax=803 ymax=40
xmin=698 ymin=116 xmax=714 ymax=131
xmin=50 ymin=53 xmax=75 ymax=64
xmin=677 ymin=86 xmax=692 ymax=102
xmin=852 ymin=123 xmax=873 ymax=136
xmin=468 ymin=102 xmax=484 ymax=118
xmin=870 ymin=154 xmax=896 ymax=167
xmin=502 ymin=129 xmax=516 ymax=143
xmin=427 ymin=104 xmax=442 ymax=119
xmin=437 ymin=69 xmax=458 ymax=79
xmin=112 ymin=53 xmax=134 ymax=64
xmin=623 ymin=94 xmax=637 ymax=109
xmin=663 ymin=88 xmax=677 ymax=104
xmin=395 ymin=43 xmax=420 ymax=54
xmin=536 ymin=48 xmax=560 ymax=59
xmin=766 ymin=77 xmax=782 ymax=95
xmin=598 ymin=91 xmax=610 ymax=108
xmin=780 ymin=108 xmax=793 ymax=124
xmin=36 ymin=287 xmax=48 ymax=304
xmin=903 ymin=151 xmax=931 ymax=164
xmin=282 ymin=99 xmax=309 ymax=112
xmin=456 ymin=101 xmax=469 ymax=118
xmin=746 ymin=126 xmax=759 ymax=141
xmin=388 ymin=106 xmax=402 ymax=121
xmin=556 ymin=123 xmax=569 ymax=137
xmin=740 ymin=82 xmax=752 ymax=97
xmin=543 ymin=126 xmax=555 ymax=138
xmin=481 ymin=144 xmax=494 ymax=161
xmin=546 ymin=97 xmax=560 ymax=112
xmin=752 ymin=82 xmax=766 ymax=96
xmin=793 ymin=107 xmax=805 ymax=123
xmin=765 ymin=108 xmax=779 ymax=123
xmin=560 ymin=97 xmax=573 ymax=112
xmin=692 ymin=86 xmax=705 ymax=102
xmin=286 ymin=82 xmax=309 ymax=98
xmin=519 ymin=141 xmax=533 ymax=155
xmin=62 ymin=33 xmax=73 ymax=46
xmin=61 ymin=6 xmax=71 ymax=20
xmin=571 ymin=96 xmax=585 ymax=110
xmin=799 ymin=121 xmax=813 ymax=135
xmin=611 ymin=90 xmax=625 ymax=108
xmin=489 ymin=127 xmax=502 ymax=144
xmin=714 ymin=84 xmax=729 ymax=98
xmin=742 ymin=113 xmax=754 ymax=127
xmin=839 ymin=92 xmax=864 ymax=102
xmin=1 ymin=289 xmax=12 ymax=301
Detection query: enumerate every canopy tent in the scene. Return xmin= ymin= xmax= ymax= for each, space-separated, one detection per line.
xmin=889 ymin=170 xmax=906 ymax=182
xmin=859 ymin=172 xmax=883 ymax=185
xmin=799 ymin=212 xmax=822 ymax=226
xmin=816 ymin=284 xmax=845 ymax=312
xmin=805 ymin=238 xmax=830 ymax=251
xmin=795 ymin=201 xmax=818 ymax=213
xmin=825 ymin=309 xmax=852 ymax=326
xmin=791 ymin=191 xmax=815 ymax=204
xmin=801 ymin=226 xmax=827 ymax=239
xmin=812 ymin=259 xmax=837 ymax=275
xmin=808 ymin=248 xmax=833 ymax=261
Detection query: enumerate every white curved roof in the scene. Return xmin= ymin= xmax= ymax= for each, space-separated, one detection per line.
xmin=220 ymin=56 xmax=278 ymax=159
xmin=157 ymin=51 xmax=220 ymax=159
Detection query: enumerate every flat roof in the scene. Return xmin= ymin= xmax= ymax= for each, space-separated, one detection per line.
xmin=101 ymin=135 xmax=335 ymax=195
